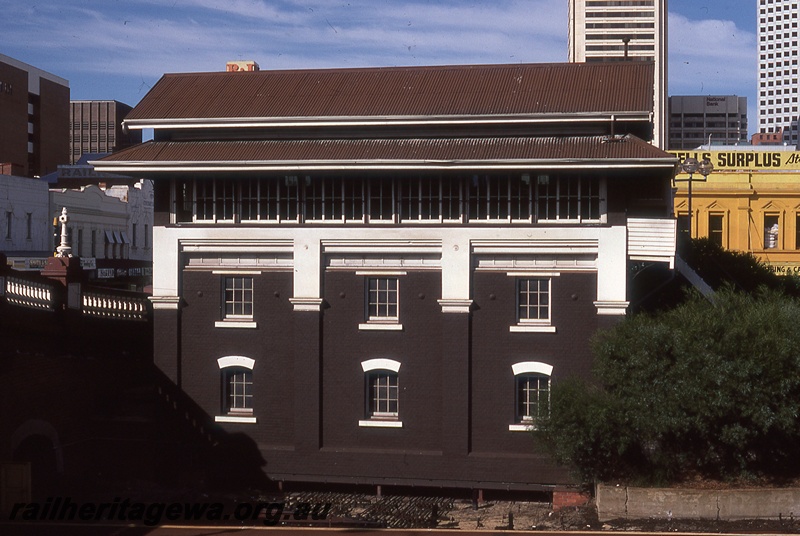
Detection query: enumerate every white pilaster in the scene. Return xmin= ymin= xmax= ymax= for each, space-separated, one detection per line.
xmin=152 ymin=226 xmax=180 ymax=305
xmin=292 ymin=235 xmax=322 ymax=311
xmin=439 ymin=235 xmax=472 ymax=313
xmin=595 ymin=225 xmax=629 ymax=315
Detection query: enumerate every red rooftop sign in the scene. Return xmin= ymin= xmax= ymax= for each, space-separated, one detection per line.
xmin=226 ymin=60 xmax=260 ymax=72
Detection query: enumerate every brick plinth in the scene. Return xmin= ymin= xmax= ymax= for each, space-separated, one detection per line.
xmin=553 ymin=489 xmax=591 ymax=511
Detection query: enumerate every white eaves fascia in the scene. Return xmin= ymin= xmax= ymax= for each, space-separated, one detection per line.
xmin=121 ymin=111 xmax=652 ymax=131
xmin=91 ymin=158 xmax=678 ymax=174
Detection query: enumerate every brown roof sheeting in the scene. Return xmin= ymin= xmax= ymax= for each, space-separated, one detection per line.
xmin=96 ymin=135 xmax=675 ymax=171
xmin=126 ymin=62 xmax=656 ymax=121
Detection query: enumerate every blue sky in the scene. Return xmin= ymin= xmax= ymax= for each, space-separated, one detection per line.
xmin=2 ymin=1 xmax=755 ymax=132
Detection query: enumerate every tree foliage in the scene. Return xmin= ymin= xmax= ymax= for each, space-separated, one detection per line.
xmin=540 ymin=286 xmax=800 ymax=485
xmin=680 ymin=237 xmax=800 ymax=296
xmin=632 ymin=238 xmax=800 ymax=313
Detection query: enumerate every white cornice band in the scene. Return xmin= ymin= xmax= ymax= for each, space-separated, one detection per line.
xmin=93 ymin=159 xmax=677 ymax=174
xmin=122 ymin=111 xmax=652 ymax=131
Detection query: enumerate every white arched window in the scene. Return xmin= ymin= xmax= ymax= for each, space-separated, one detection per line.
xmin=509 ymin=361 xmax=552 ymax=431
xmin=215 ymin=356 xmax=256 ymax=424
xmin=359 ymin=359 xmax=402 ymax=428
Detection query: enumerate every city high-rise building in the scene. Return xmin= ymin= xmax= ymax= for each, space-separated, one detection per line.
xmin=668 ymin=95 xmax=748 ymax=149
xmin=757 ymin=0 xmax=800 ymax=145
xmin=568 ymin=0 xmax=668 ymax=149
xmin=0 ymin=53 xmax=69 ymax=178
xmin=70 ymin=100 xmax=142 ymax=164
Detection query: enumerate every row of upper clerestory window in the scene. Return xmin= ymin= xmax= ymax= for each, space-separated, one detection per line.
xmin=173 ymin=174 xmax=603 ymax=224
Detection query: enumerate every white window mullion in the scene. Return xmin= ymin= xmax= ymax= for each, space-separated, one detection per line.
xmin=506 ymin=176 xmax=512 ymax=223
xmin=555 ymin=178 xmax=560 ymax=220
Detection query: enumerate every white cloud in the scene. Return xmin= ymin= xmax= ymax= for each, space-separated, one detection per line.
xmin=668 ymin=13 xmax=756 ymax=96
xmin=0 ymin=0 xmax=757 ymax=119
xmin=11 ymin=0 xmax=567 ymax=78
xmin=668 ymin=12 xmax=757 ymax=134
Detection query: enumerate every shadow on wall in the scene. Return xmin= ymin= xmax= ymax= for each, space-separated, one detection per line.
xmin=0 ymin=264 xmax=274 ymax=499
xmin=12 ymin=435 xmax=60 ymax=501
xmin=151 ymin=369 xmax=275 ymax=494
xmin=3 ymin=353 xmax=275 ymax=503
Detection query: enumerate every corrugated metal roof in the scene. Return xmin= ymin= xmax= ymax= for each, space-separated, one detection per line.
xmin=127 ymin=62 xmax=655 ymax=121
xmin=96 ymin=135 xmax=674 ymax=170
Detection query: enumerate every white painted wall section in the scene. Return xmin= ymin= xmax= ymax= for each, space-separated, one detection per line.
xmin=595 ymin=225 xmax=629 ymax=315
xmin=439 ymin=234 xmax=472 ymax=312
xmin=291 ymin=234 xmax=322 ymax=311
xmin=151 ymin=226 xmax=180 ymax=306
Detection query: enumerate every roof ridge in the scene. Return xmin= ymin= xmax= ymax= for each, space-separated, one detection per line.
xmin=158 ymin=61 xmax=651 ymax=78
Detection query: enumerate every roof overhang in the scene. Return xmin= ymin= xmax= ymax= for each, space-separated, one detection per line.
xmin=123 ymin=111 xmax=653 ymax=131
xmin=93 ymin=158 xmax=677 ymax=174
xmin=92 ymin=135 xmax=678 ymax=175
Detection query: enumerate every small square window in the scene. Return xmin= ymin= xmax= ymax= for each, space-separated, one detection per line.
xmin=368 ymin=277 xmax=398 ymax=320
xmin=359 ymin=276 xmax=403 ymax=330
xmin=510 ymin=277 xmax=555 ymax=333
xmin=224 ymin=276 xmax=253 ymax=318
xmin=517 ymin=279 xmax=550 ymax=323
xmin=517 ymin=278 xmax=549 ymax=323
xmin=216 ymin=276 xmax=257 ymax=328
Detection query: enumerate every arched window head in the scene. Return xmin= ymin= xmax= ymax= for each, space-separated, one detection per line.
xmin=511 ymin=361 xmax=552 ymax=429
xmin=215 ymin=356 xmax=256 ymax=423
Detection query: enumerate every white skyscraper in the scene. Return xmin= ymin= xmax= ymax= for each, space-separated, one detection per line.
xmin=568 ymin=0 xmax=668 ymax=149
xmin=758 ymin=0 xmax=800 ymax=144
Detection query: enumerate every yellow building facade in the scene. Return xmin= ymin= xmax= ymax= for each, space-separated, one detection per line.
xmin=670 ymin=149 xmax=800 ymax=276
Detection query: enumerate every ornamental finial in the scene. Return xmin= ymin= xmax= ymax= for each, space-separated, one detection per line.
xmin=55 ymin=207 xmax=72 ymax=258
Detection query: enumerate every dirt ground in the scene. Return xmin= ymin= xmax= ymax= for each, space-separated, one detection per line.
xmin=445 ymin=500 xmax=800 ymax=533
xmin=60 ymin=480 xmax=800 ymax=531
xmin=254 ymin=490 xmax=800 ymax=532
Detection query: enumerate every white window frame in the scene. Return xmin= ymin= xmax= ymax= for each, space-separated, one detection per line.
xmin=509 ymin=273 xmax=557 ymax=333
xmin=359 ymin=358 xmax=402 ymax=428
xmin=509 ymin=361 xmax=552 ymax=431
xmin=215 ymin=356 xmax=256 ymax=423
xmin=215 ymin=271 xmax=258 ymax=328
xmin=358 ymin=272 xmax=404 ymax=331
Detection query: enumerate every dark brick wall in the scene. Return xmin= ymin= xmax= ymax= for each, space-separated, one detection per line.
xmin=470 ymin=271 xmax=598 ymax=455
xmin=170 ymin=266 xmax=602 ymax=488
xmin=321 ymin=270 xmax=443 ymax=452
xmin=179 ymin=269 xmax=296 ymax=447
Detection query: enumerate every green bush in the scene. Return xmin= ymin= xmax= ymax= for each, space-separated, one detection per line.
xmin=540 ymin=287 xmax=800 ymax=485
xmin=680 ymin=237 xmax=800 ymax=296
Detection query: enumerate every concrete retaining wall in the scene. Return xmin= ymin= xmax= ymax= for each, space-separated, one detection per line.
xmin=596 ymin=484 xmax=800 ymax=521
